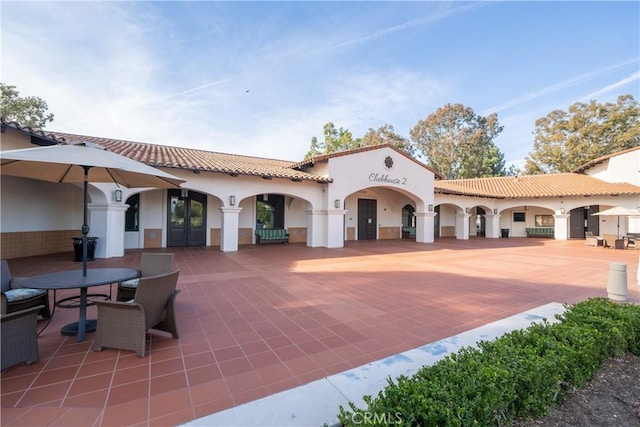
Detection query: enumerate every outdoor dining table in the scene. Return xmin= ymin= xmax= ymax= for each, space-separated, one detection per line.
xmin=20 ymin=268 xmax=138 ymax=342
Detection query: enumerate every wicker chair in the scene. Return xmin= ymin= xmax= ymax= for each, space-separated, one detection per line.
xmin=1 ymin=260 xmax=51 ymax=319
xmin=603 ymin=234 xmax=625 ymax=249
xmin=585 ymin=231 xmax=603 ymax=247
xmin=116 ymin=253 xmax=174 ymax=301
xmin=1 ymin=293 xmax=42 ymax=371
xmin=93 ymin=269 xmax=180 ymax=357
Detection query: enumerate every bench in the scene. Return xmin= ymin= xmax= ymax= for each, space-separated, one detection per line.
xmin=255 ymin=228 xmax=289 ymax=244
xmin=526 ymin=227 xmax=554 ymax=238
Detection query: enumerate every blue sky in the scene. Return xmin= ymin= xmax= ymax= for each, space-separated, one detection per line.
xmin=2 ymin=1 xmax=639 ymax=168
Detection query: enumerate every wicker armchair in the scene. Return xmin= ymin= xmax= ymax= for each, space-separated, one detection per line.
xmin=93 ymin=269 xmax=180 ymax=357
xmin=116 ymin=253 xmax=175 ymax=301
xmin=603 ymin=234 xmax=625 ymax=249
xmin=1 ymin=260 xmax=51 ymax=319
xmin=585 ymin=231 xmax=603 ymax=247
xmin=1 ymin=293 xmax=42 ymax=371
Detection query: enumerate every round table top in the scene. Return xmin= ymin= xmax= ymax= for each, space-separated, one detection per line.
xmin=19 ymin=268 xmax=138 ymax=290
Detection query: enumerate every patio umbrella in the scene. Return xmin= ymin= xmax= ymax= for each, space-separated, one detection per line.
xmin=592 ymin=206 xmax=640 ymax=238
xmin=0 ymin=142 xmax=185 ymax=275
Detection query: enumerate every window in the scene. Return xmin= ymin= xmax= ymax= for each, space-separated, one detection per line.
xmin=513 ymin=212 xmax=526 ymax=222
xmin=125 ymin=194 xmax=140 ymax=231
xmin=535 ymin=214 xmax=554 ymax=227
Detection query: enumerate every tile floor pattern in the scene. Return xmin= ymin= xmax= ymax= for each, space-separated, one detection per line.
xmin=1 ymin=238 xmax=638 ymax=426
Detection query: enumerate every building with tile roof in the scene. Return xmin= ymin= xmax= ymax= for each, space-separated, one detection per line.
xmin=1 ymin=118 xmax=639 ymax=259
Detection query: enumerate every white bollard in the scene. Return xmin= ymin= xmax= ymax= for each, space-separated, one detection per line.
xmin=607 ymin=262 xmax=627 ymax=302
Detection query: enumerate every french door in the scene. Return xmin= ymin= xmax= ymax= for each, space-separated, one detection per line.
xmin=167 ymin=190 xmax=207 ymax=246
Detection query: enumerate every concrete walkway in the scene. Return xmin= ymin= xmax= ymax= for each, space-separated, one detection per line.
xmin=184 ymin=303 xmax=566 ymax=426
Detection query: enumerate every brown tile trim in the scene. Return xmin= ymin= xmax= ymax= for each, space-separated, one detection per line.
xmin=287 ymin=227 xmax=307 ymax=243
xmin=143 ymin=229 xmax=162 ymax=248
xmin=1 ymin=230 xmax=77 ymax=259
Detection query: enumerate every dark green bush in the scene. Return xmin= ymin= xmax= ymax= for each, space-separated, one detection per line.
xmin=337 ymin=298 xmax=640 ymax=426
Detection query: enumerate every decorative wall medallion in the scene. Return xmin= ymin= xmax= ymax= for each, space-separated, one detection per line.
xmin=384 ymin=156 xmax=394 ymax=169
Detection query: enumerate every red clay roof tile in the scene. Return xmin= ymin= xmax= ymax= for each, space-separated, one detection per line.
xmin=435 ymin=173 xmax=640 ymax=198
xmin=50 ymin=132 xmax=332 ymax=183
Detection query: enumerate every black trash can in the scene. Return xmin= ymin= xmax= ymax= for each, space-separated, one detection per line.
xmin=501 ymin=229 xmax=509 ymax=238
xmin=72 ymin=237 xmax=99 ymax=262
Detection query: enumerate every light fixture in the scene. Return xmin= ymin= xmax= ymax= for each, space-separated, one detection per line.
xmin=334 ymin=199 xmax=340 ymax=209
xmin=263 ymin=193 xmax=269 ymax=201
xmin=114 ymin=189 xmax=123 ymax=202
xmin=465 ymin=207 xmax=471 ymax=214
xmin=493 ymin=208 xmax=498 ymax=214
xmin=181 ymin=188 xmax=188 ymax=198
xmin=525 ymin=206 xmax=529 ymax=210
xmin=560 ymin=208 xmax=565 ymax=214
xmin=230 ymin=195 xmax=236 ymax=206
xmin=428 ymin=204 xmax=433 ymax=212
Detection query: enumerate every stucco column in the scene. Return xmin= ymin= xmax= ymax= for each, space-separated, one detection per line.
xmin=306 ymin=209 xmax=326 ymax=248
xmin=455 ymin=213 xmax=471 ymax=240
xmin=486 ymin=213 xmax=500 ymax=238
xmin=554 ymin=213 xmax=570 ymax=240
xmin=88 ymin=203 xmax=129 ymax=258
xmin=220 ymin=207 xmax=242 ymax=252
xmin=327 ymin=209 xmax=346 ymax=248
xmin=415 ymin=211 xmax=436 ymax=243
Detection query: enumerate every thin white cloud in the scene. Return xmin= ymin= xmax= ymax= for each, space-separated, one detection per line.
xmin=480 ymin=58 xmax=639 ymax=115
xmin=203 ymin=68 xmax=447 ymax=160
xmin=325 ymin=1 xmax=490 ymax=52
xmin=579 ymin=71 xmax=640 ymax=102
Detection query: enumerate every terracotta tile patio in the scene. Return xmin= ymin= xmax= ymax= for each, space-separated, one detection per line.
xmin=1 ymin=238 xmax=638 ymax=426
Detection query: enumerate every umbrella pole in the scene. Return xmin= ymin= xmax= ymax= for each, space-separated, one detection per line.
xmin=82 ymin=166 xmax=91 ymax=277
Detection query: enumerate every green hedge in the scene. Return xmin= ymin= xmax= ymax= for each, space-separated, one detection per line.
xmin=337 ymin=298 xmax=640 ymax=426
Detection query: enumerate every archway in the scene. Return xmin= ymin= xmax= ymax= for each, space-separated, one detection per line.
xmin=402 ymin=204 xmax=416 ymax=239
xmin=569 ymin=205 xmax=600 ymax=238
xmin=341 ymin=186 xmax=427 ymax=242
xmin=256 ymin=194 xmax=285 ymax=229
xmin=470 ymin=207 xmax=487 ymax=237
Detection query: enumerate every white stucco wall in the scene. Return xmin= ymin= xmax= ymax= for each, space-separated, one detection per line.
xmin=0 ymin=176 xmax=84 ymax=232
xmin=325 ymin=147 xmax=435 ymax=243
xmin=583 ymin=149 xmax=640 ymax=233
xmin=587 ymin=149 xmax=640 ymax=185
xmin=137 ymin=190 xmax=165 ymax=247
xmin=325 ymin=147 xmax=434 ymax=210
xmin=0 ymin=129 xmax=41 ymax=150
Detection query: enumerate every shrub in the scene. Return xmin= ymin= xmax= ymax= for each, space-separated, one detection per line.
xmin=337 ymin=298 xmax=640 ymax=426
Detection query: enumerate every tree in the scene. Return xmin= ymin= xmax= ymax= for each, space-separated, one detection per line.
xmin=361 ymin=124 xmax=416 ymax=157
xmin=0 ymin=83 xmax=54 ymax=129
xmin=524 ymin=94 xmax=640 ymax=174
xmin=409 ymin=103 xmax=506 ymax=179
xmin=304 ymin=122 xmax=361 ymax=159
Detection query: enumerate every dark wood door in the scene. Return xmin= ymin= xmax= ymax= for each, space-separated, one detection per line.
xmin=168 ymin=190 xmax=207 ymax=247
xmin=358 ymin=199 xmax=377 ymax=240
xmin=569 ymin=207 xmax=585 ymax=239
